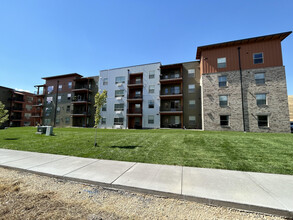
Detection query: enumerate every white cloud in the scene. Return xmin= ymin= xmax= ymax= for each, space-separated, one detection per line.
xmin=15 ymin=88 xmax=31 ymax=93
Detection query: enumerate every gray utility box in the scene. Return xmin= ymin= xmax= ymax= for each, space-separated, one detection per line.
xmin=37 ymin=126 xmax=53 ymax=136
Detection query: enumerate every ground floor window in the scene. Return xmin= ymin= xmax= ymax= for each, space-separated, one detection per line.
xmin=114 ymin=117 xmax=124 ymax=125
xmin=65 ymin=117 xmax=70 ymax=124
xmin=258 ymin=115 xmax=268 ymax=127
xmin=189 ymin=116 xmax=196 ymax=125
xmin=148 ymin=115 xmax=154 ymax=124
xmin=220 ymin=115 xmax=229 ymax=126
xmin=101 ymin=118 xmax=106 ymax=124
xmin=44 ymin=119 xmax=51 ymax=125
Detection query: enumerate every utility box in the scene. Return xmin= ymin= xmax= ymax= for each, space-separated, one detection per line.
xmin=36 ymin=126 xmax=53 ymax=136
xmin=45 ymin=126 xmax=53 ymax=136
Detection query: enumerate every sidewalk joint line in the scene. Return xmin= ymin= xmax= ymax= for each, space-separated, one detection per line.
xmin=110 ymin=162 xmax=137 ymax=184
xmin=62 ymin=159 xmax=99 ymax=176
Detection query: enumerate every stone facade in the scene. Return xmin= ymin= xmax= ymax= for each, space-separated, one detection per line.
xmin=288 ymin=95 xmax=293 ymax=122
xmin=202 ymin=66 xmax=290 ymax=133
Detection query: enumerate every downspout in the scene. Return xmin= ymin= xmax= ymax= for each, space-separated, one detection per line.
xmin=237 ymin=47 xmax=246 ymax=132
xmin=53 ymin=80 xmax=59 ymax=127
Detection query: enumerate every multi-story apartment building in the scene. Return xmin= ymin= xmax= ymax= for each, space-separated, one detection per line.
xmin=99 ymin=63 xmax=161 ymax=129
xmin=197 ymin=31 xmax=291 ymax=133
xmin=0 ymin=86 xmax=42 ymax=128
xmin=35 ymin=73 xmax=99 ymax=127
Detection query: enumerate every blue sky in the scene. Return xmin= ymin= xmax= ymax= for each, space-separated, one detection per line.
xmin=0 ymin=0 xmax=292 ymax=94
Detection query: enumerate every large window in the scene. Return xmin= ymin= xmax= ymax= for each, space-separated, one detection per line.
xmin=188 ymin=69 xmax=195 ymax=78
xmin=148 ymin=115 xmax=154 ymax=124
xmin=58 ymin=96 xmax=61 ymax=102
xmin=103 ymin=78 xmax=108 ymax=85
xmin=149 ymin=85 xmax=155 ymax=94
xmin=255 ymin=73 xmax=265 ymax=85
xmin=114 ymin=103 xmax=124 ymax=111
xmin=218 ymin=76 xmax=227 ymax=87
xmin=217 ymin=57 xmax=226 ymax=68
xmin=148 ymin=100 xmax=154 ymax=108
xmin=149 ymin=70 xmax=155 ymax=79
xmin=219 ymin=95 xmax=228 ymax=107
xmin=114 ymin=117 xmax=124 ymax=125
xmin=68 ymin=82 xmax=72 ymax=89
xmin=258 ymin=115 xmax=268 ymax=127
xmin=188 ymin=84 xmax=195 ymax=93
xmin=253 ymin=53 xmax=264 ymax=64
xmin=47 ymin=86 xmax=54 ymax=94
xmin=115 ymin=76 xmax=125 ymax=84
xmin=189 ymin=116 xmax=196 ymax=124
xmin=115 ymin=90 xmax=124 ymax=97
xmin=256 ymin=94 xmax=267 ymax=106
xmin=220 ymin=115 xmax=229 ymax=126
xmin=189 ymin=100 xmax=196 ymax=108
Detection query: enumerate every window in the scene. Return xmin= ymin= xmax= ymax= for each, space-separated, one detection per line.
xmin=135 ymin=90 xmax=141 ymax=98
xmin=27 ymin=96 xmax=33 ymax=103
xmin=47 ymin=86 xmax=54 ymax=94
xmin=103 ymin=78 xmax=108 ymax=85
xmin=189 ymin=116 xmax=196 ymax=124
xmin=45 ymin=107 xmax=52 ymax=116
xmin=47 ymin=97 xmax=53 ymax=104
xmin=68 ymin=82 xmax=72 ymax=89
xmin=56 ymin=118 xmax=60 ymax=124
xmin=148 ymin=100 xmax=154 ymax=108
xmin=66 ymin=105 xmax=70 ymax=112
xmin=102 ymin=103 xmax=107 ymax=111
xmin=171 ymin=86 xmax=180 ymax=94
xmin=24 ymin=113 xmax=31 ymax=119
xmin=188 ymin=84 xmax=195 ymax=93
xmin=135 ymin=77 xmax=142 ymax=84
xmin=58 ymin=96 xmax=61 ymax=102
xmin=67 ymin=93 xmax=71 ymax=100
xmin=115 ymin=90 xmax=124 ymax=97
xmin=44 ymin=119 xmax=51 ymax=125
xmin=149 ymin=70 xmax=155 ymax=79
xmin=24 ymin=121 xmax=31 ymax=126
xmin=149 ymin=85 xmax=155 ymax=93
xmin=101 ymin=118 xmax=106 ymax=124
xmin=255 ymin=73 xmax=265 ymax=85
xmin=26 ymin=105 xmax=32 ymax=111
xmin=217 ymin=57 xmax=226 ymax=68
xmin=114 ymin=103 xmax=124 ymax=111
xmin=189 ymin=100 xmax=196 ymax=108
xmin=256 ymin=94 xmax=267 ymax=106
xmin=218 ymin=76 xmax=227 ymax=87
xmin=219 ymin=95 xmax=228 ymax=107
xmin=57 ymin=107 xmax=60 ymax=114
xmin=258 ymin=115 xmax=268 ymax=127
xmin=220 ymin=115 xmax=229 ymax=126
xmin=148 ymin=115 xmax=154 ymax=124
xmin=65 ymin=117 xmax=70 ymax=124
xmin=114 ymin=117 xmax=124 ymax=125
xmin=135 ymin=104 xmax=141 ymax=112
xmin=58 ymin=85 xmax=62 ymax=91
xmin=188 ymin=69 xmax=195 ymax=78
xmin=253 ymin=53 xmax=263 ymax=64
xmin=115 ymin=76 xmax=125 ymax=84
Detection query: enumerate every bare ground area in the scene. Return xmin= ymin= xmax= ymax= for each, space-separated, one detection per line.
xmin=0 ymin=167 xmax=285 ymax=220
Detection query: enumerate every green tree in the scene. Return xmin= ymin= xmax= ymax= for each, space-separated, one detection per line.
xmin=0 ymin=101 xmax=9 ymax=126
xmin=94 ymin=90 xmax=107 ymax=146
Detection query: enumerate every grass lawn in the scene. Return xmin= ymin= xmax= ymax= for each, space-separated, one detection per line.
xmin=0 ymin=127 xmax=292 ymax=175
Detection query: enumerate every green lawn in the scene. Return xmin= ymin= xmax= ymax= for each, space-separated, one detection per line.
xmin=0 ymin=127 xmax=293 ymax=175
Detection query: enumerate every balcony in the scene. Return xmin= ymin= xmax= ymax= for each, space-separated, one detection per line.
xmin=127 ymin=95 xmax=143 ymax=102
xmin=127 ymin=109 xmax=142 ymax=117
xmin=11 ymin=116 xmax=22 ymax=121
xmin=32 ymin=102 xmax=43 ymax=107
xmin=10 ymin=107 xmax=23 ymax=112
xmin=71 ymin=97 xmax=91 ymax=105
xmin=160 ymin=92 xmax=183 ymax=99
xmin=71 ymin=110 xmax=90 ymax=117
xmin=72 ymin=85 xmax=92 ymax=93
xmin=160 ymin=107 xmax=183 ymax=115
xmin=160 ymin=75 xmax=183 ymax=84
xmin=31 ymin=113 xmax=42 ymax=118
xmin=9 ymin=97 xmax=24 ymax=103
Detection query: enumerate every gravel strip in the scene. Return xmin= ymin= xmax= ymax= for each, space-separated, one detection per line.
xmin=0 ymin=167 xmax=285 ymax=220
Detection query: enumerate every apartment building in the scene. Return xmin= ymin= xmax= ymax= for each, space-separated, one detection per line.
xmin=99 ymin=63 xmax=161 ymax=129
xmin=197 ymin=31 xmax=291 ymax=133
xmin=35 ymin=73 xmax=99 ymax=127
xmin=0 ymin=86 xmax=41 ymax=128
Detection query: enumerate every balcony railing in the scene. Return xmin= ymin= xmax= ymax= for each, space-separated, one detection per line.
xmin=160 ymin=107 xmax=182 ymax=112
xmin=127 ymin=109 xmax=142 ymax=114
xmin=71 ymin=110 xmax=90 ymax=115
xmin=73 ymin=85 xmax=92 ymax=91
xmin=8 ymin=97 xmax=24 ymax=102
xmin=128 ymin=95 xmax=142 ymax=99
xmin=11 ymin=116 xmax=22 ymax=120
xmin=160 ymin=91 xmax=182 ymax=96
xmin=31 ymin=113 xmax=42 ymax=117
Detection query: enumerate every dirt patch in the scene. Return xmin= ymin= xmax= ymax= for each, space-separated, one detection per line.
xmin=0 ymin=167 xmax=285 ymax=220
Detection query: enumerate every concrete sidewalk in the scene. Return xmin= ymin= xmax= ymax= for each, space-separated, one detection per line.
xmin=0 ymin=148 xmax=292 ymax=218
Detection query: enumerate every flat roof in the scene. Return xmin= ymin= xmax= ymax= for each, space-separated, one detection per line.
xmin=42 ymin=73 xmax=83 ymax=80
xmin=196 ymin=31 xmax=292 ymax=59
xmin=100 ymin=62 xmax=161 ymax=72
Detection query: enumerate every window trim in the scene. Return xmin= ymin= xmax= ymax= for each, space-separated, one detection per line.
xmin=188 ymin=84 xmax=195 ymax=93
xmin=217 ymin=57 xmax=227 ymax=68
xmin=256 ymin=93 xmax=267 ymax=106
xmin=149 ymin=70 xmax=155 ymax=79
xmin=148 ymin=115 xmax=154 ymax=124
xmin=114 ymin=117 xmax=124 ymax=125
xmin=148 ymin=100 xmax=154 ymax=108
xmin=255 ymin=73 xmax=265 ymax=85
xmin=253 ymin=52 xmax=264 ymax=64
xmin=257 ymin=115 xmax=269 ymax=128
xmin=218 ymin=75 xmax=227 ymax=87
xmin=220 ymin=115 xmax=230 ymax=127
xmin=149 ymin=85 xmax=155 ymax=94
xmin=115 ymin=76 xmax=126 ymax=84
xmin=219 ymin=95 xmax=228 ymax=107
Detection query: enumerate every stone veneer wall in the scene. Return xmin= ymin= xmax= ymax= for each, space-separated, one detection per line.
xmin=202 ymin=66 xmax=290 ymax=133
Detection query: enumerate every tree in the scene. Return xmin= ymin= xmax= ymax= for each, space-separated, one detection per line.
xmin=94 ymin=90 xmax=107 ymax=146
xmin=0 ymin=101 xmax=9 ymax=126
